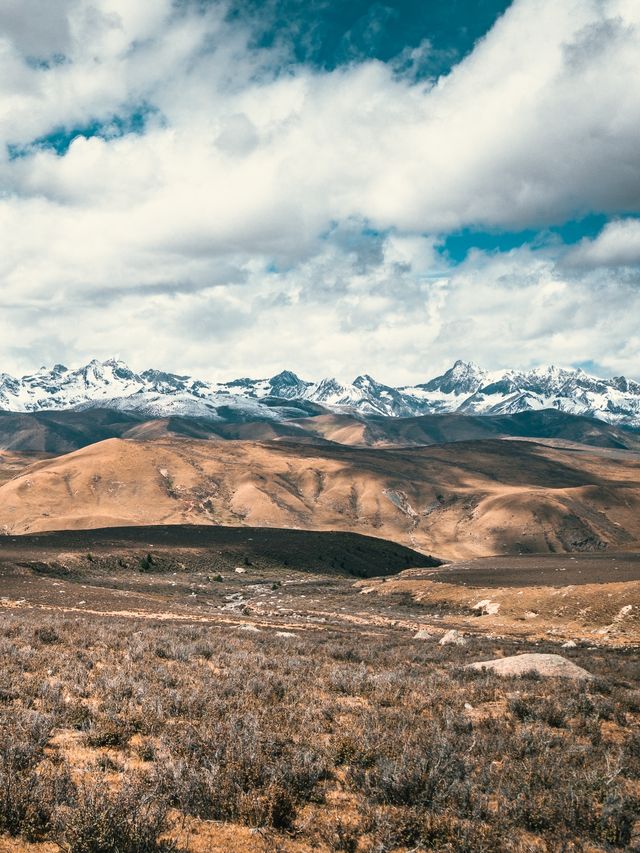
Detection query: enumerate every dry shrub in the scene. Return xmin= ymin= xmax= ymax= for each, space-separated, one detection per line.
xmin=53 ymin=776 xmax=174 ymax=853
xmin=0 ymin=711 xmax=69 ymax=840
xmin=0 ymin=606 xmax=637 ymax=851
xmin=156 ymin=714 xmax=329 ymax=830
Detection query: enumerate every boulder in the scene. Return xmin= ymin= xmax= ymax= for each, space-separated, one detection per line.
xmin=615 ymin=604 xmax=633 ymax=621
xmin=465 ymin=653 xmax=593 ymax=680
xmin=473 ymin=599 xmax=500 ymax=615
xmin=414 ymin=628 xmax=434 ymax=640
xmin=439 ymin=629 xmax=466 ymax=646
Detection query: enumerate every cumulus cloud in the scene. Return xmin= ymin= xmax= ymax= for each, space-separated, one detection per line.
xmin=0 ymin=0 xmax=79 ymax=58
xmin=0 ymin=227 xmax=638 ymax=384
xmin=566 ymin=218 xmax=640 ymax=268
xmin=0 ymin=0 xmax=638 ymax=379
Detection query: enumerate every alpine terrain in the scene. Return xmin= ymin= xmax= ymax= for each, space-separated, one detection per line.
xmin=1 ymin=358 xmax=640 ymax=428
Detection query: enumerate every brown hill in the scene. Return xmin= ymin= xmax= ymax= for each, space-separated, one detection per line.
xmin=0 ymin=409 xmax=147 ymax=453
xmin=1 ymin=407 xmax=638 ymax=455
xmin=0 ymin=524 xmax=439 ymax=579
xmin=0 ymin=408 xmax=330 ymax=454
xmin=295 ymin=409 xmax=640 ymax=449
xmin=1 ymin=437 xmax=639 ymax=559
xmin=0 ymin=450 xmax=52 ymax=485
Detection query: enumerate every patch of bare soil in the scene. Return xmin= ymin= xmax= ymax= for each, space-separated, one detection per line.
xmin=0 ymin=452 xmax=52 ymax=486
xmin=358 ymin=553 xmax=640 ymax=646
xmin=422 ymin=551 xmax=640 ymax=587
xmin=0 ymin=533 xmax=637 ymax=646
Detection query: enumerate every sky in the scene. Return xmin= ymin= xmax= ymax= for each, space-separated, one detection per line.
xmin=0 ymin=0 xmax=639 ymax=384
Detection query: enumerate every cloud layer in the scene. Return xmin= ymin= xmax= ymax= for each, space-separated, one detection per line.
xmin=0 ymin=0 xmax=639 ymax=381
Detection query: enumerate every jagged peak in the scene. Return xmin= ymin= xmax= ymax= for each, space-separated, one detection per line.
xmin=451 ymin=359 xmax=483 ymax=372
xmin=353 ymin=373 xmax=380 ymax=388
xmin=418 ymin=360 xmax=487 ymax=395
xmin=141 ymin=368 xmax=190 ymax=381
xmin=315 ymin=376 xmax=345 ymax=390
xmin=270 ymin=369 xmax=303 ymax=384
xmin=0 ymin=358 xmax=639 ymax=428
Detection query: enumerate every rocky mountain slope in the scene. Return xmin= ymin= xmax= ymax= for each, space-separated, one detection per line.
xmin=1 ymin=358 xmax=640 ymax=428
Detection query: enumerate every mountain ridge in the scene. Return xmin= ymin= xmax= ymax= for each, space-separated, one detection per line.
xmin=2 ymin=406 xmax=639 ymax=455
xmin=1 ymin=358 xmax=640 ymax=428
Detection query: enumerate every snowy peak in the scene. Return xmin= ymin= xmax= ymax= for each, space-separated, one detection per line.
xmin=308 ymin=378 xmax=354 ymax=405
xmin=415 ymin=360 xmax=487 ymax=395
xmin=0 ymin=359 xmax=639 ymax=429
xmin=267 ymin=370 xmax=311 ymax=399
xmin=140 ymin=369 xmax=192 ymax=393
xmin=0 ymin=358 xmax=145 ymax=412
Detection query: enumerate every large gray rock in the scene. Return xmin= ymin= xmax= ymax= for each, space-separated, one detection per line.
xmin=414 ymin=628 xmax=435 ymax=640
xmin=439 ymin=629 xmax=466 ymax=646
xmin=465 ymin=653 xmax=593 ymax=680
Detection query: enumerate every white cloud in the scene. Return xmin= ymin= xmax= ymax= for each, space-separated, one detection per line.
xmin=2 ymin=0 xmax=639 ymax=225
xmin=0 ymin=0 xmax=638 ymax=379
xmin=567 ymin=218 xmax=640 ymax=267
xmin=0 ymin=229 xmax=638 ymax=384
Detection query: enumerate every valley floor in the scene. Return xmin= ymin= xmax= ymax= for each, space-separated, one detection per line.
xmin=0 ymin=530 xmax=638 ymax=851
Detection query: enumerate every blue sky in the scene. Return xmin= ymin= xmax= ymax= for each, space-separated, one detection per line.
xmin=0 ymin=0 xmax=638 ymax=382
xmin=227 ymin=0 xmax=511 ymax=74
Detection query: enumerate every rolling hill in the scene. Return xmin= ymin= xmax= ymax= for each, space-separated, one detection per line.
xmin=292 ymin=409 xmax=640 ymax=450
xmin=1 ymin=436 xmax=639 ymax=559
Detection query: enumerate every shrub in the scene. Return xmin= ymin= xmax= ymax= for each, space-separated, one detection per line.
xmin=34 ymin=626 xmax=60 ymax=645
xmin=54 ymin=778 xmax=174 ymax=853
xmin=0 ymin=712 xmax=68 ymax=840
xmin=86 ymin=717 xmax=131 ymax=749
xmin=156 ymin=716 xmax=329 ymax=829
xmin=139 ymin=553 xmax=155 ymax=572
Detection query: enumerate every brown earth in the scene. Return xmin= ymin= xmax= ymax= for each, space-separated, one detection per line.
xmin=1 ymin=407 xmax=639 ymax=853
xmin=419 ymin=551 xmax=640 ymax=587
xmin=0 ymin=527 xmax=637 ymax=646
xmin=356 ymin=552 xmax=640 ymax=645
xmin=1 ymin=437 xmax=640 ymax=559
xmin=0 ymin=451 xmax=52 ymax=485
xmin=0 ymin=524 xmax=439 ymax=579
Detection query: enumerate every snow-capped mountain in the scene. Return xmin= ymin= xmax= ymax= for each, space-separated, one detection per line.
xmin=1 ymin=358 xmax=640 ymax=428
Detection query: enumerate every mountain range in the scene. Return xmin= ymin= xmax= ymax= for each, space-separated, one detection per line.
xmin=1 ymin=358 xmax=640 ymax=428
